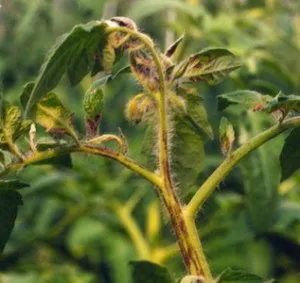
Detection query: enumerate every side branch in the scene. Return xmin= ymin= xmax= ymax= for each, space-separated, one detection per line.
xmin=185 ymin=116 xmax=300 ymax=218
xmin=0 ymin=145 xmax=162 ymax=189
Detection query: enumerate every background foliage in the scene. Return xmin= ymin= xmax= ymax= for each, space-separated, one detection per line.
xmin=0 ymin=0 xmax=300 ymax=282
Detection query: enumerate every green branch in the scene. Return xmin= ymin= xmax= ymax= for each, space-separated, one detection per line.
xmin=185 ymin=116 xmax=300 ymax=218
xmin=0 ymin=145 xmax=162 ymax=189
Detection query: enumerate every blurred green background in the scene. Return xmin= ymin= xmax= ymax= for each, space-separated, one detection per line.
xmin=0 ymin=0 xmax=300 ymax=282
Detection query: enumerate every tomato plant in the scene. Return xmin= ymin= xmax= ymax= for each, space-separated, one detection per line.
xmin=1 ymin=5 xmax=300 ymax=282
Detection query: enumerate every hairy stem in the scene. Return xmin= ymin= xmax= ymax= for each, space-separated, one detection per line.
xmin=106 ymin=25 xmax=213 ymax=278
xmin=185 ymin=116 xmax=300 ymax=218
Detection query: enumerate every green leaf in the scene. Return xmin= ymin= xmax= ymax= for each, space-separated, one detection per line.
xmin=20 ymin=82 xmax=35 ymax=111
xmin=0 ymin=190 xmax=23 ymax=253
xmin=130 ymin=261 xmax=174 ymax=283
xmin=280 ymin=127 xmax=300 ymax=181
xmin=262 ymin=92 xmax=300 ymax=114
xmin=83 ymin=83 xmax=105 ymax=120
xmin=24 ymin=20 xmax=108 ymax=116
xmin=219 ymin=117 xmax=235 ymax=156
xmin=143 ymin=88 xmax=209 ymax=190
xmin=216 ymin=267 xmax=268 ymax=283
xmin=33 ymin=92 xmax=74 ymax=135
xmin=177 ymin=48 xmax=241 ymax=85
xmin=0 ymin=180 xmax=29 ymax=190
xmin=217 ymin=90 xmax=271 ymax=111
xmin=179 ymin=87 xmax=213 ymax=140
xmin=274 ymin=200 xmax=300 ymax=230
xmin=239 ymin=113 xmax=281 ymax=232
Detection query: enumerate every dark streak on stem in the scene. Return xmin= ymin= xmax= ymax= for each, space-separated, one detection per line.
xmin=159 ymin=124 xmax=204 ymax=276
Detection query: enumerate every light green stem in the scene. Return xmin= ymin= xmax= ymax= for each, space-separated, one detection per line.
xmin=185 ymin=116 xmax=300 ymax=218
xmin=0 ymin=145 xmax=162 ymax=189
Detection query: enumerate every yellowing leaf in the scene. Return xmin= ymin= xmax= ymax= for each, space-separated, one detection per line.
xmin=219 ymin=117 xmax=235 ymax=156
xmin=34 ymin=92 xmax=74 ymax=137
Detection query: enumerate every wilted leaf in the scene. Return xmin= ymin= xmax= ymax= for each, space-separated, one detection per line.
xmin=280 ymin=128 xmax=300 ymax=181
xmin=0 ymin=190 xmax=23 ymax=253
xmin=219 ymin=117 xmax=235 ymax=155
xmin=217 ymin=90 xmax=271 ymax=111
xmin=130 ymin=261 xmax=174 ymax=283
xmin=24 ymin=21 xmax=108 ymax=116
xmin=33 ymin=92 xmax=74 ymax=135
xmin=216 ymin=267 xmax=268 ymax=283
xmin=0 ymin=180 xmax=29 ymax=190
xmin=176 ymin=48 xmax=241 ymax=85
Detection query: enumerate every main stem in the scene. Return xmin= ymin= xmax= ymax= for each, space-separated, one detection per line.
xmin=157 ymin=96 xmax=212 ymax=279
xmin=155 ymin=56 xmax=211 ymax=279
xmin=106 ymin=25 xmax=212 ymax=279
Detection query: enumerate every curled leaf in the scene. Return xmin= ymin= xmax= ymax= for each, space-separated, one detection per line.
xmin=83 ymin=85 xmax=104 ymax=120
xmin=130 ymin=49 xmax=160 ymax=92
xmin=125 ymin=93 xmax=155 ymax=124
xmin=165 ymin=34 xmax=184 ymax=58
xmin=174 ymin=47 xmax=241 ymax=85
xmin=219 ymin=117 xmax=235 ymax=156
